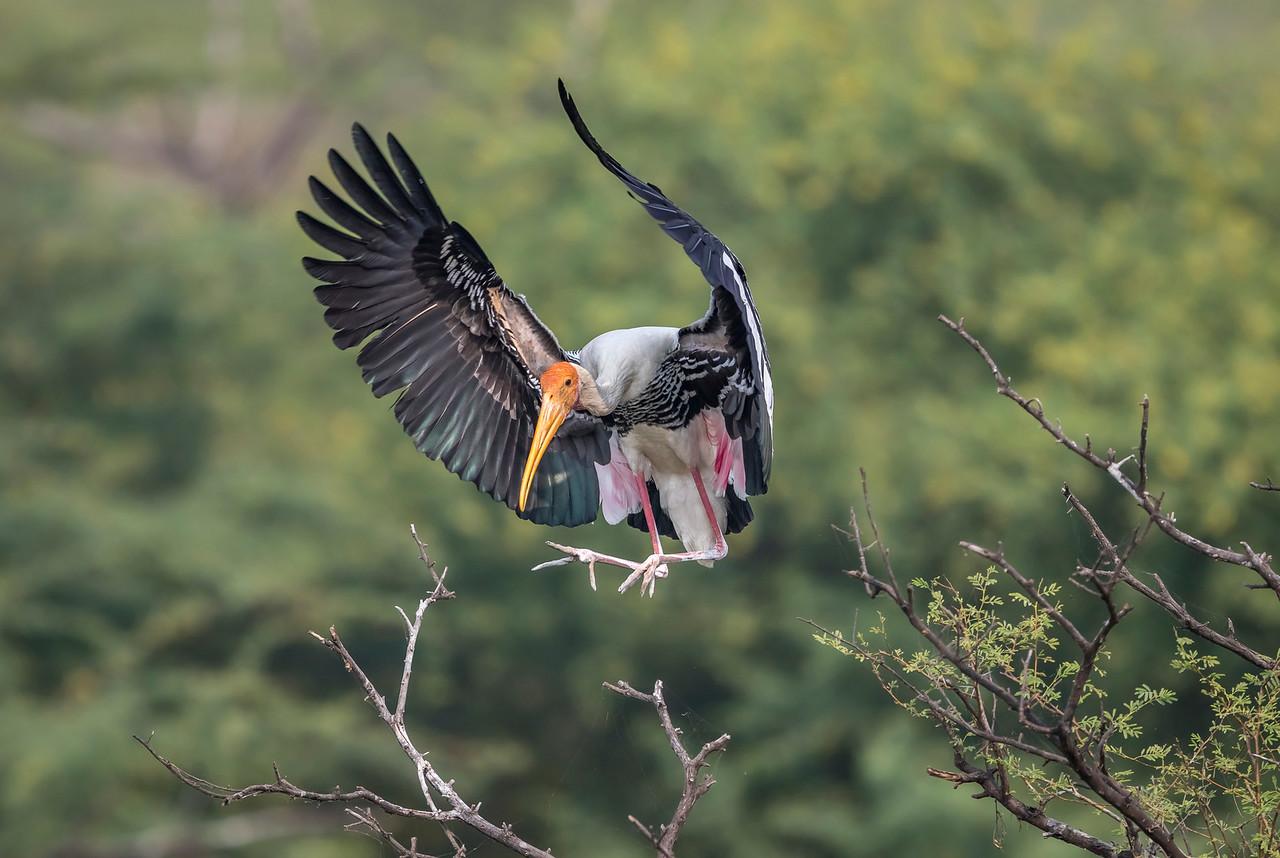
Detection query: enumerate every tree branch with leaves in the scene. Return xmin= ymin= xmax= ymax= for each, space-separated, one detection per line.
xmin=813 ymin=316 xmax=1280 ymax=858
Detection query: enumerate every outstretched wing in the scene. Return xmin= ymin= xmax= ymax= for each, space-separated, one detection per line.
xmin=299 ymin=124 xmax=608 ymax=525
xmin=558 ymin=81 xmax=773 ymax=495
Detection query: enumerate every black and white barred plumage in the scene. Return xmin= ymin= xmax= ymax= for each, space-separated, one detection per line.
xmin=609 ymin=349 xmax=750 ymax=434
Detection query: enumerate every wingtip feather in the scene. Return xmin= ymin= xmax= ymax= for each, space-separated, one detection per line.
xmin=386 ymin=130 xmax=446 ymax=223
xmin=557 ymin=78 xmax=594 ymax=148
xmin=300 ymin=256 xmax=329 ymax=279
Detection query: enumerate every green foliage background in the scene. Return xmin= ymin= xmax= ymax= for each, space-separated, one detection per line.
xmin=2 ymin=1 xmax=1278 ymax=855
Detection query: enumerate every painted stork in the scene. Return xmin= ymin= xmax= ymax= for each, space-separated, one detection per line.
xmin=298 ymin=81 xmax=773 ymax=595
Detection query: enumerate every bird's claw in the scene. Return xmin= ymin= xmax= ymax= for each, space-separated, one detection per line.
xmin=618 ymin=554 xmax=669 ymax=597
xmin=534 ymin=543 xmax=669 ymax=596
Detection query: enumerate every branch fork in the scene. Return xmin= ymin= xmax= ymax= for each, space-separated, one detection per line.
xmin=824 ymin=317 xmax=1280 ymax=857
xmin=139 ymin=527 xmax=727 ymax=857
xmin=604 ymin=680 xmax=731 ymax=857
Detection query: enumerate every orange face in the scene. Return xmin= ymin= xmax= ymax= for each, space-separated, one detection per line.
xmin=518 ymin=362 xmax=580 ymax=511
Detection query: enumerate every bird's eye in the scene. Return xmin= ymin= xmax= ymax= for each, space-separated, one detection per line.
xmin=564 ymin=378 xmax=572 ymax=387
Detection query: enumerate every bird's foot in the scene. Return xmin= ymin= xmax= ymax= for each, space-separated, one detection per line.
xmin=532 ymin=541 xmax=641 ymax=592
xmin=617 ymin=554 xmax=670 ymax=598
xmin=532 ymin=542 xmax=670 ymax=595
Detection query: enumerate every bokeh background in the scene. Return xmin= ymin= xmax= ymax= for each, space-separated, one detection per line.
xmin=4 ymin=1 xmax=1280 ymax=855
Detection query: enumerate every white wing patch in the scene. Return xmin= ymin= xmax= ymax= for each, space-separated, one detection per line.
xmin=723 ymin=250 xmax=774 ymax=425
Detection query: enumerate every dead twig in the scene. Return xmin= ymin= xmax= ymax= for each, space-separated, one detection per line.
xmin=140 ymin=526 xmax=552 ymax=858
xmin=604 ymin=680 xmax=731 ymax=858
xmin=140 ymin=527 xmax=728 ymax=857
xmin=938 ymin=314 xmax=1280 ymax=602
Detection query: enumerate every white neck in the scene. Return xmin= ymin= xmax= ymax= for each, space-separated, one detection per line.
xmin=576 ymin=366 xmax=611 ymax=416
xmin=577 ymin=326 xmax=680 ymax=413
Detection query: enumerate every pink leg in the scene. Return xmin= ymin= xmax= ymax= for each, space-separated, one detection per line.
xmin=617 ymin=468 xmax=729 ymax=596
xmin=689 ymin=467 xmax=728 ymax=554
xmin=635 ymin=473 xmax=663 ymax=555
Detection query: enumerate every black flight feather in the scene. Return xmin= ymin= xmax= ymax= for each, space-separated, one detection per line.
xmin=300 ymin=125 xmax=607 ymax=525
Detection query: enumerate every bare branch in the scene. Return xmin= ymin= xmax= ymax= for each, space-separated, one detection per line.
xmin=1137 ymin=395 xmax=1150 ymax=496
xmin=938 ymin=314 xmax=1280 ymax=601
xmin=141 ymin=528 xmax=554 ymax=858
xmin=344 ymin=807 xmax=464 ymax=858
xmin=605 ymin=680 xmax=731 ymax=857
xmin=141 ymin=528 xmax=733 ymax=857
xmin=133 ymin=737 xmax=447 ymax=822
xmin=1060 ymin=487 xmax=1274 ymax=671
xmin=858 ymin=467 xmax=904 ymax=599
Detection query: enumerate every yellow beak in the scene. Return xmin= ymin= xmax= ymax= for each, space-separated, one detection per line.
xmin=518 ymin=394 xmax=571 ymax=512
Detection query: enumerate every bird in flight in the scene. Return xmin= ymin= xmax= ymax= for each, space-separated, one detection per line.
xmin=299 ymin=81 xmax=773 ymax=595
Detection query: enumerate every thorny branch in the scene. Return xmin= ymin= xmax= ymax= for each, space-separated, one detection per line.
xmin=604 ymin=681 xmax=731 ymax=858
xmin=139 ymin=526 xmax=727 ymax=857
xmin=823 ymin=318 xmax=1280 ymax=857
xmin=828 ymin=473 xmax=1181 ymax=857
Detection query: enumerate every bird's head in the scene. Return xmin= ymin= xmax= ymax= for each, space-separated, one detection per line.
xmin=518 ymin=361 xmax=581 ymax=511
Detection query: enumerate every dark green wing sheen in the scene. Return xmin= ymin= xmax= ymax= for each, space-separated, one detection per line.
xmin=299 ymin=124 xmax=607 ymax=526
